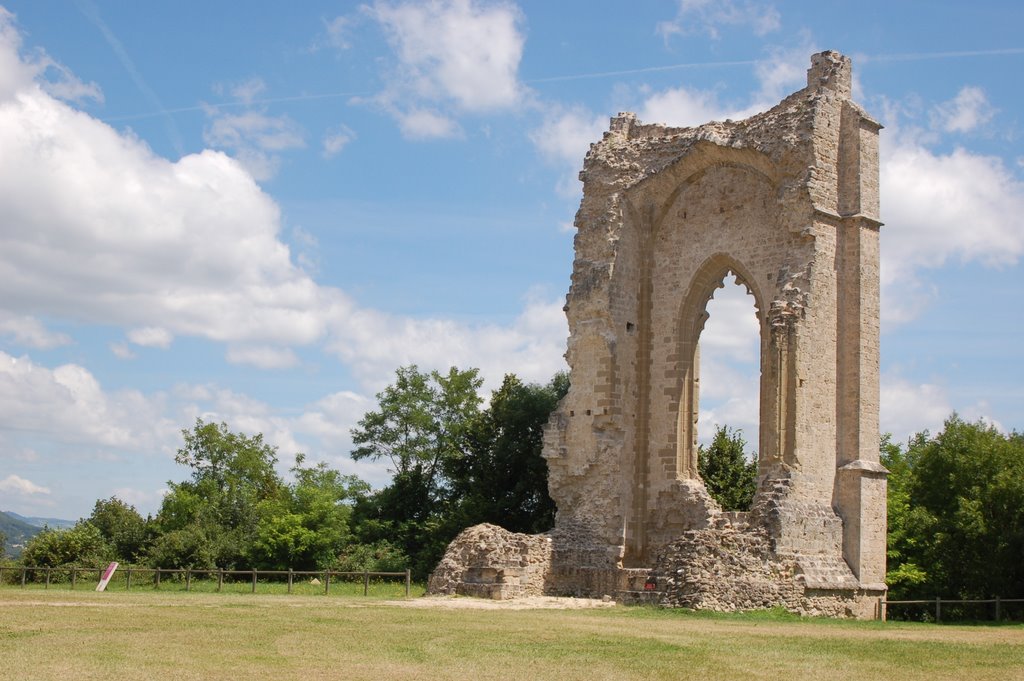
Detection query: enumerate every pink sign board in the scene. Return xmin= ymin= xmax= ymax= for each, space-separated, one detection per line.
xmin=95 ymin=562 xmax=119 ymax=592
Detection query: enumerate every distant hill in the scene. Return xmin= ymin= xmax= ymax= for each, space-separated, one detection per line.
xmin=0 ymin=511 xmax=77 ymax=558
xmin=4 ymin=511 xmax=76 ymax=530
xmin=0 ymin=511 xmax=42 ymax=557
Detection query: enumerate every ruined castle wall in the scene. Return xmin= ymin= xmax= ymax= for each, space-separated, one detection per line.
xmin=543 ymin=51 xmax=886 ymax=600
xmin=435 ymin=52 xmax=886 ymax=618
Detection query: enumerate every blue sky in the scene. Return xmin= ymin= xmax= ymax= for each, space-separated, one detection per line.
xmin=1 ymin=1 xmax=1022 ymax=520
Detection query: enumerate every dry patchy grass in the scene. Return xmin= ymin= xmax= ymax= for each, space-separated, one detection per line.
xmin=1 ymin=590 xmax=1022 ymax=681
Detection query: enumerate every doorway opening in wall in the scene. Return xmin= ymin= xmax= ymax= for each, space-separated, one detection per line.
xmin=696 ymin=271 xmax=760 ymax=511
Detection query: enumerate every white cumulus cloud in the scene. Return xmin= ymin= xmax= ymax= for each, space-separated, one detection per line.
xmin=639 ymin=85 xmax=732 ymax=128
xmin=529 ymin=106 xmax=608 ymax=197
xmin=0 ymin=313 xmax=71 ymax=349
xmin=326 ymin=294 xmax=567 ymax=393
xmin=365 ymin=0 xmax=527 ymax=136
xmin=931 ymin=86 xmax=995 ymax=134
xmin=0 ymin=17 xmax=332 ymax=359
xmin=203 ymin=108 xmax=306 ymax=181
xmin=0 ymin=351 xmax=175 ymax=450
xmin=322 ymin=123 xmax=356 ymax=157
xmin=0 ymin=473 xmax=51 ymax=496
xmin=879 ymin=88 xmax=1024 ymax=323
xmin=397 ymin=107 xmax=461 ymax=140
xmin=127 ymin=326 xmax=173 ymax=349
xmin=225 ymin=345 xmax=299 ymax=370
xmin=657 ymin=0 xmax=781 ymax=41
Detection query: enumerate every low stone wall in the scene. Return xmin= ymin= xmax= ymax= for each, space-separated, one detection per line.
xmin=427 ymin=524 xmax=553 ymax=600
xmin=650 ymin=522 xmax=874 ymax=618
xmin=429 ymin=490 xmax=883 ymax=617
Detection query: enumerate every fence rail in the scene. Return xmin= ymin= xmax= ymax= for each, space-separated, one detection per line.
xmin=0 ymin=565 xmax=412 ymax=598
xmin=880 ymin=596 xmax=1024 ymax=622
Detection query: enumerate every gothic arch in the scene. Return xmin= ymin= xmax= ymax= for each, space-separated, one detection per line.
xmin=672 ymin=253 xmax=767 ymax=481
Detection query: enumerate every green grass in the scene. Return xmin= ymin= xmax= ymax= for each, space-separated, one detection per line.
xmin=0 ymin=571 xmax=420 ymax=599
xmin=0 ymin=590 xmax=1021 ymax=681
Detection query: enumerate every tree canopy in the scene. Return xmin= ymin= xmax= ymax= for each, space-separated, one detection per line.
xmin=351 ymin=366 xmax=565 ymax=578
xmin=698 ymin=425 xmax=757 ymax=511
xmin=884 ymin=415 xmax=1024 ymax=601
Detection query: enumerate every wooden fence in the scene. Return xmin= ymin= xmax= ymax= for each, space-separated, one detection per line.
xmin=879 ymin=596 xmax=1024 ymax=622
xmin=0 ymin=565 xmax=412 ymax=597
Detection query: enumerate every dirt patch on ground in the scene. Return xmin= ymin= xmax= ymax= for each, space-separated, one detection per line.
xmin=384 ymin=595 xmax=617 ymax=610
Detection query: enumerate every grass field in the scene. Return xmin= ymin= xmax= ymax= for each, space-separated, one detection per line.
xmin=1 ymin=589 xmax=1022 ymax=681
xmin=0 ymin=571 xmax=417 ymax=599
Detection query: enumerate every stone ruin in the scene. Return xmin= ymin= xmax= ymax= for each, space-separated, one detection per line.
xmin=429 ymin=51 xmax=888 ymax=618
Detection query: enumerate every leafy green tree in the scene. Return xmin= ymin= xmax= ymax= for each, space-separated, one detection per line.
xmin=880 ymin=433 xmax=928 ymax=595
xmin=88 ymin=497 xmax=147 ymax=562
xmin=173 ymin=418 xmax=282 ymax=528
xmin=250 ymin=455 xmax=369 ymax=570
xmin=352 ymin=366 xmax=482 ymax=507
xmin=149 ymin=419 xmax=286 ymax=568
xmin=145 ymin=524 xmax=220 ymax=570
xmin=698 ymin=425 xmax=757 ymax=511
xmin=450 ymin=372 xmax=568 ymax=534
xmin=886 ymin=416 xmax=1024 ymax=601
xmin=351 ymin=365 xmax=483 ymax=577
xmin=20 ymin=522 xmax=112 ymax=568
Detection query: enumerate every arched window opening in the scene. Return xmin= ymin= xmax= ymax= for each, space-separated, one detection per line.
xmin=695 ymin=271 xmax=760 ymax=511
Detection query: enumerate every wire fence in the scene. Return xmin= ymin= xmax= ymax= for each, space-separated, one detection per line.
xmin=880 ymin=596 xmax=1024 ymax=622
xmin=0 ymin=565 xmax=413 ymax=598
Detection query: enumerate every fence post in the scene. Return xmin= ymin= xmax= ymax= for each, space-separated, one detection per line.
xmin=217 ymin=568 xmax=223 ymax=593
xmin=126 ymin=568 xmax=132 ymax=591
xmin=251 ymin=569 xmax=257 ymax=594
xmin=324 ymin=571 xmax=330 ymax=595
xmin=20 ymin=567 xmax=26 ymax=588
xmin=935 ymin=596 xmax=942 ymax=623
xmin=363 ymin=570 xmax=369 ymax=597
xmin=155 ymin=568 xmax=161 ymax=589
xmin=405 ymin=569 xmax=411 ymax=598
xmin=996 ymin=596 xmax=1001 ymax=622
xmin=44 ymin=567 xmax=51 ymax=589
xmin=288 ymin=569 xmax=293 ymax=594
xmin=71 ymin=568 xmax=77 ymax=590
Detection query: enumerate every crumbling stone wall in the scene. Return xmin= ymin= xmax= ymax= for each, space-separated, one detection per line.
xmin=430 ymin=52 xmax=887 ymax=618
xmin=428 ymin=524 xmax=552 ymax=599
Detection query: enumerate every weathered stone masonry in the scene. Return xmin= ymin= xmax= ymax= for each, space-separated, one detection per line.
xmin=430 ymin=52 xmax=888 ymax=618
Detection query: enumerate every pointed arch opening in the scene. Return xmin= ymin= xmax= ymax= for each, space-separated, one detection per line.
xmin=672 ymin=254 xmax=770 ymax=508
xmin=694 ymin=272 xmax=761 ymax=510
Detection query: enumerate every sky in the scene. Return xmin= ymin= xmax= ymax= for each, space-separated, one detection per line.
xmin=1 ymin=1 xmax=1022 ymax=521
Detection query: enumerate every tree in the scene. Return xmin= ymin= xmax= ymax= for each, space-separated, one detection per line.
xmin=880 ymin=433 xmax=929 ymax=595
xmin=698 ymin=425 xmax=757 ymax=511
xmin=450 ymin=372 xmax=568 ymax=534
xmin=885 ymin=415 xmax=1024 ymax=601
xmin=352 ymin=366 xmax=482 ymax=508
xmin=350 ymin=365 xmax=483 ymax=577
xmin=250 ymin=455 xmax=369 ymax=570
xmin=173 ymin=419 xmax=282 ymax=527
xmin=150 ymin=419 xmax=286 ymax=568
xmin=88 ymin=497 xmax=147 ymax=562
xmin=20 ymin=522 xmax=112 ymax=569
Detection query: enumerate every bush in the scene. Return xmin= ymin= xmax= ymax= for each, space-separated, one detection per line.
xmin=332 ymin=541 xmax=408 ymax=573
xmin=19 ymin=522 xmax=112 ymax=569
